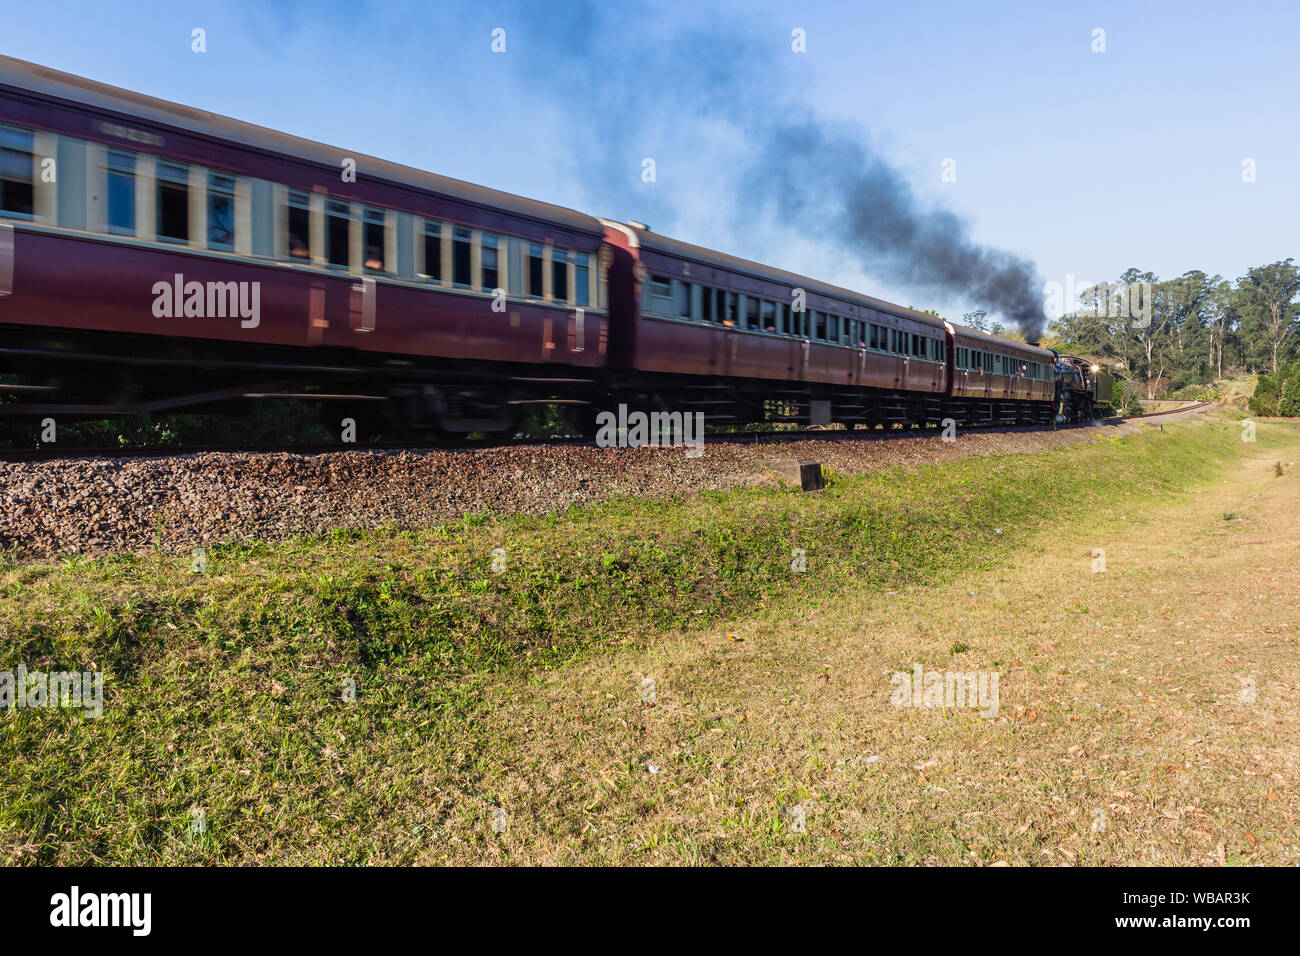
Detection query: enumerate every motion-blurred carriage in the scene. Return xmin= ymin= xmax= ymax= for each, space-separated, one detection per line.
xmin=0 ymin=56 xmax=1107 ymax=437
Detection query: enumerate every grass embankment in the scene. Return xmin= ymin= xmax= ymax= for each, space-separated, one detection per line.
xmin=2 ymin=413 xmax=1295 ymax=863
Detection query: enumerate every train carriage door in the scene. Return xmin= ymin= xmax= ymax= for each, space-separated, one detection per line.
xmin=714 ymin=287 xmax=737 ymax=378
xmin=900 ymin=329 xmax=911 ymax=389
xmin=797 ymin=304 xmax=810 ymax=380
xmin=942 ymin=322 xmax=956 ymax=397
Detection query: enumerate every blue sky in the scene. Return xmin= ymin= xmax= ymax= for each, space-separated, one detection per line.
xmin=4 ymin=0 xmax=1296 ymax=324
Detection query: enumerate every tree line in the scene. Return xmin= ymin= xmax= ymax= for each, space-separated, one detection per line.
xmin=1044 ymin=259 xmax=1300 ymax=413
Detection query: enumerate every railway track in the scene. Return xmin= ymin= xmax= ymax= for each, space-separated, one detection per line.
xmin=0 ymin=402 xmax=1214 ymax=464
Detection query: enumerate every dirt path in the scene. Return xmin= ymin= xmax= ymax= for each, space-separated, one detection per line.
xmin=438 ymin=426 xmax=1300 ymax=865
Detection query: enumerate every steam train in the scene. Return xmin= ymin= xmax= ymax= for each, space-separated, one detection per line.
xmin=0 ymin=56 xmax=1112 ymax=439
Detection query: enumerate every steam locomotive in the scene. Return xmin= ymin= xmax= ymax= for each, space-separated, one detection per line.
xmin=0 ymin=56 xmax=1111 ymax=439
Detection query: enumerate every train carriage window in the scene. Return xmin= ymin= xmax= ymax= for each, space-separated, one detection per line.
xmin=574 ymin=252 xmax=590 ymax=307
xmin=363 ymin=207 xmax=385 ymax=272
xmin=326 ymin=200 xmax=350 ymax=268
xmin=700 ymin=285 xmax=714 ymax=321
xmin=452 ymin=226 xmax=472 ymax=287
xmin=813 ymin=310 xmax=826 ymax=340
xmin=726 ymin=291 xmax=738 ymax=327
xmin=422 ymin=221 xmax=442 ymax=280
xmin=287 ymin=190 xmax=311 ymax=260
xmin=761 ymin=300 xmax=776 ymax=332
xmin=745 ymin=296 xmax=759 ymax=329
xmin=868 ymin=324 xmax=879 ymax=350
xmin=106 ymin=150 xmax=136 ymax=236
xmin=156 ymin=162 xmax=189 ymax=243
xmin=207 ymin=173 xmax=236 ymax=251
xmin=0 ymin=125 xmax=34 ymax=218
xmin=676 ymin=279 xmax=692 ymax=318
xmin=481 ymin=233 xmax=499 ymax=291
xmin=552 ymin=248 xmax=569 ymax=302
xmin=826 ymin=313 xmax=838 ymax=342
xmin=529 ymin=244 xmax=546 ymax=297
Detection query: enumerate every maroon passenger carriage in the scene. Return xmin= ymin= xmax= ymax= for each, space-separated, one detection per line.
xmin=0 ymin=55 xmax=1059 ymax=436
xmin=599 ymin=222 xmax=1057 ymax=428
xmin=0 ymin=55 xmax=610 ymax=435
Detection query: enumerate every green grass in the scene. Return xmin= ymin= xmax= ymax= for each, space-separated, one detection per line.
xmin=0 ymin=413 xmax=1283 ymax=864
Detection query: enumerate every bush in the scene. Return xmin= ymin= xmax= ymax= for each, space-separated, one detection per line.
xmin=1111 ymin=378 xmax=1144 ymax=416
xmin=1249 ymin=361 xmax=1300 ymax=417
xmin=1169 ymin=382 xmax=1224 ymax=402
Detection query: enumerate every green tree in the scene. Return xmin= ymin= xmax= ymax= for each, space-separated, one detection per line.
xmin=1235 ymin=260 xmax=1300 ymax=374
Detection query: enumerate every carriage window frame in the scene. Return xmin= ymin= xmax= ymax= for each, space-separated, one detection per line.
xmin=0 ymin=124 xmax=35 ymax=219
xmin=155 ymin=161 xmax=190 ymax=244
xmin=529 ymin=244 xmax=546 ymax=298
xmin=362 ymin=207 xmax=386 ymax=272
xmin=551 ymin=247 xmax=569 ymax=303
xmin=422 ymin=220 xmax=442 ymax=281
xmin=325 ymin=199 xmax=351 ymax=268
xmin=207 ymin=172 xmax=236 ymax=251
xmin=574 ymin=252 xmax=590 ymax=307
xmin=452 ymin=226 xmax=472 ymax=288
xmin=480 ymin=232 xmax=499 ymax=292
xmin=675 ymin=279 xmax=692 ymax=318
xmin=106 ymin=150 xmax=136 ymax=236
xmin=286 ymin=190 xmax=311 ymax=260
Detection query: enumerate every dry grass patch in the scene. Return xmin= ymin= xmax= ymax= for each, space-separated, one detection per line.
xmin=425 ymin=430 xmax=1300 ymax=865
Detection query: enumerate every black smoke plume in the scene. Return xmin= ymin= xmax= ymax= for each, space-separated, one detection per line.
xmin=745 ymin=123 xmax=1045 ymax=342
xmin=495 ymin=3 xmax=1046 ymax=340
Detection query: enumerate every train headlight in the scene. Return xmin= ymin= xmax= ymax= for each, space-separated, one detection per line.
xmin=1090 ymin=364 xmax=1100 ymax=372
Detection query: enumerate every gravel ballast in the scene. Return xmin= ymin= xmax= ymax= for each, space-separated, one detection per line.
xmin=0 ymin=411 xmax=1206 ymax=560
